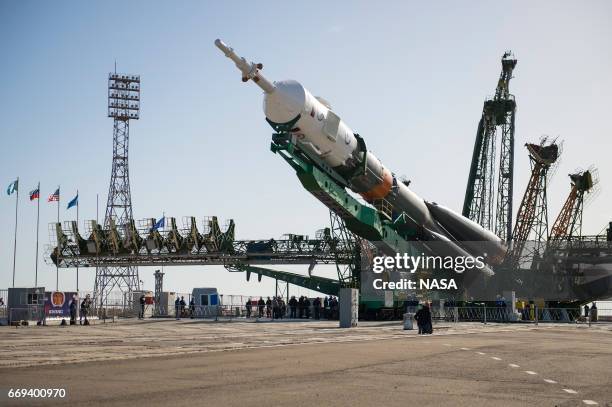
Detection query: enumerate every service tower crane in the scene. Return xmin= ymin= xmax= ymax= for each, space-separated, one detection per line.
xmin=463 ymin=52 xmax=517 ymax=242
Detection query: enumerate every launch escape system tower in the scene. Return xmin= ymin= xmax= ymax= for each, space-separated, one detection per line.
xmin=93 ymin=72 xmax=141 ymax=310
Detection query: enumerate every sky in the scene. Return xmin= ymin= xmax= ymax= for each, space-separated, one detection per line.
xmin=0 ymin=1 xmax=611 ymax=298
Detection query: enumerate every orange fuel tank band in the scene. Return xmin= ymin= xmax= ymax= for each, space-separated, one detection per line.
xmin=360 ymin=169 xmax=393 ymax=201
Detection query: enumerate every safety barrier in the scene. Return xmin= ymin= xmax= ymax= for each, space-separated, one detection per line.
xmin=432 ymin=306 xmax=602 ymax=324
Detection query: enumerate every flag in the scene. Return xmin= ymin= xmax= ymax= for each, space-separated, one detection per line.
xmin=152 ymin=216 xmax=165 ymax=230
xmin=29 ymin=187 xmax=40 ymax=201
xmin=7 ymin=179 xmax=18 ymax=195
xmin=67 ymin=194 xmax=78 ymax=209
xmin=48 ymin=188 xmax=60 ymax=202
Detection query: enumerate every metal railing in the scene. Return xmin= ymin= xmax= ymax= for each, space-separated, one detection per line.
xmin=431 ymin=306 xmax=593 ymax=324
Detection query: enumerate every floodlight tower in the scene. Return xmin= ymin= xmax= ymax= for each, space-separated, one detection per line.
xmin=93 ymin=72 xmax=141 ymax=310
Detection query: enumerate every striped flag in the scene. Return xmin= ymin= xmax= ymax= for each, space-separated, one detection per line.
xmin=29 ymin=187 xmax=40 ymax=201
xmin=48 ymin=188 xmax=60 ymax=202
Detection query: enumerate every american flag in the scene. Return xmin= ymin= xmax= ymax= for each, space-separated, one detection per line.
xmin=48 ymin=188 xmax=60 ymax=202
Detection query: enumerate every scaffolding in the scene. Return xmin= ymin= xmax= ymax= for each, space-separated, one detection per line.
xmin=463 ymin=52 xmax=517 ymax=242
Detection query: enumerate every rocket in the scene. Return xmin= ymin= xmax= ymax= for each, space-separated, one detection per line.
xmin=215 ymin=39 xmax=506 ymax=270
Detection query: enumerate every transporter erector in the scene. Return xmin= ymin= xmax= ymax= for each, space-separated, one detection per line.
xmin=214 ymin=39 xmax=506 ymax=281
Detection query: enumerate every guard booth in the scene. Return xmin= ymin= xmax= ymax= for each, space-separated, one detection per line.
xmin=132 ymin=291 xmax=154 ymax=318
xmin=191 ymin=287 xmax=219 ymax=317
xmin=7 ymin=287 xmax=46 ymax=324
xmin=155 ymin=292 xmax=177 ymax=317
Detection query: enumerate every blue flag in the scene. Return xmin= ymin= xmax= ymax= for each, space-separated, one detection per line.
xmin=6 ymin=179 xmax=18 ymax=195
xmin=67 ymin=194 xmax=78 ymax=209
xmin=153 ymin=216 xmax=165 ymax=230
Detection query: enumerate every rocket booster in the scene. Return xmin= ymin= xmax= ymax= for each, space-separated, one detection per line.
xmin=215 ymin=39 xmax=506 ymax=266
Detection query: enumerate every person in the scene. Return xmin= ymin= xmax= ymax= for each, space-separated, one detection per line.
xmin=330 ymin=296 xmax=339 ymax=320
xmin=590 ymin=302 xmax=598 ymax=322
xmin=313 ymin=297 xmax=321 ymax=320
xmin=246 ymin=298 xmax=252 ymax=318
xmin=304 ymin=297 xmax=311 ymax=319
xmin=414 ymin=304 xmax=423 ymax=334
xmin=500 ymin=296 xmax=507 ymax=321
xmin=189 ymin=297 xmax=195 ymax=318
xmin=258 ymin=297 xmax=265 ymax=318
xmin=415 ymin=303 xmax=433 ymax=334
xmin=0 ymin=297 xmax=4 ymax=306
xmin=584 ymin=303 xmax=590 ymax=318
xmin=323 ymin=296 xmax=330 ymax=319
xmin=80 ymin=294 xmax=92 ymax=325
xmin=69 ymin=296 xmax=77 ymax=325
xmin=266 ymin=297 xmax=272 ymax=318
xmin=175 ymin=297 xmax=181 ymax=320
xmin=280 ymin=297 xmax=286 ymax=318
xmin=298 ymin=296 xmax=305 ymax=319
xmin=139 ymin=294 xmax=146 ymax=319
xmin=272 ymin=297 xmax=279 ymax=319
xmin=180 ymin=296 xmax=186 ymax=317
xmin=289 ymin=296 xmax=297 ymax=318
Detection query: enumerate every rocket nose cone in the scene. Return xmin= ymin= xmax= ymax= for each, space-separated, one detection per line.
xmin=264 ymin=80 xmax=306 ymax=124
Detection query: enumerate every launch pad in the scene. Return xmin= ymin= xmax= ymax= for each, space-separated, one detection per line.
xmin=1 ymin=320 xmax=610 ymax=406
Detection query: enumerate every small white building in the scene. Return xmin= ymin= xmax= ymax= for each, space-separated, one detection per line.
xmin=191 ymin=287 xmax=220 ymax=317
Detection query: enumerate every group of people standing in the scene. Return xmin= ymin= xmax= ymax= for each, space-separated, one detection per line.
xmin=67 ymin=294 xmax=92 ymax=325
xmin=246 ymin=296 xmax=287 ymax=319
xmin=174 ymin=296 xmax=194 ymax=320
xmin=245 ymin=295 xmax=339 ymax=320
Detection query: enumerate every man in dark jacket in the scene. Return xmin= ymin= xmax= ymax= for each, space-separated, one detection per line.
xmin=265 ymin=297 xmax=272 ymax=318
xmin=246 ymin=298 xmax=252 ymax=318
xmin=304 ymin=297 xmax=311 ymax=319
xmin=69 ymin=296 xmax=78 ymax=325
xmin=139 ymin=294 xmax=146 ymax=319
xmin=298 ymin=296 xmax=305 ymax=318
xmin=313 ymin=297 xmax=321 ymax=320
xmin=415 ymin=304 xmax=433 ymax=334
xmin=80 ymin=294 xmax=92 ymax=325
xmin=323 ymin=296 xmax=330 ymax=319
xmin=258 ymin=297 xmax=265 ymax=318
xmin=189 ymin=297 xmax=195 ymax=318
xmin=289 ymin=296 xmax=297 ymax=318
xmin=180 ymin=296 xmax=186 ymax=317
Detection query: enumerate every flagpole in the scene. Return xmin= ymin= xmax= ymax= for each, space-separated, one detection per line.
xmin=76 ymin=189 xmax=79 ymax=292
xmin=12 ymin=177 xmax=19 ymax=288
xmin=35 ymin=182 xmax=40 ymax=287
xmin=56 ymin=185 xmax=60 ymax=291
xmin=96 ymin=193 xmax=98 ymax=306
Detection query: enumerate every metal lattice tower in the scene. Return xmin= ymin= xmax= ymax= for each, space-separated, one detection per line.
xmin=507 ymin=140 xmax=559 ymax=267
xmin=329 ymin=211 xmax=363 ymax=288
xmin=549 ymin=169 xmax=596 ymax=241
xmin=463 ymin=52 xmax=517 ymax=242
xmin=94 ymin=72 xmax=141 ymax=311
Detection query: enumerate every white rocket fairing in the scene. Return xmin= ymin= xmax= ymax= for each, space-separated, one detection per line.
xmin=215 ymin=39 xmax=506 ymax=266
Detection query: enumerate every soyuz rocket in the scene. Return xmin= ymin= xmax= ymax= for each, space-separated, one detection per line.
xmin=215 ymin=39 xmax=506 ymax=270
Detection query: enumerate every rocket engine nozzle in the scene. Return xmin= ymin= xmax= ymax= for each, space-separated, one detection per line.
xmin=215 ymin=39 xmax=275 ymax=93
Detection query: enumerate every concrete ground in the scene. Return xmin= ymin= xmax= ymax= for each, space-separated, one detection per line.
xmin=0 ymin=319 xmax=611 ymax=406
